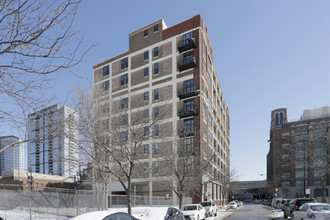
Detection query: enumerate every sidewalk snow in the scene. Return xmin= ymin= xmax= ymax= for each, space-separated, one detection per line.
xmin=0 ymin=206 xmax=234 ymax=220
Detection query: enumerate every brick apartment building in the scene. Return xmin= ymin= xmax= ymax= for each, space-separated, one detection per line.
xmin=93 ymin=15 xmax=230 ymax=205
xmin=267 ymin=106 xmax=330 ymax=198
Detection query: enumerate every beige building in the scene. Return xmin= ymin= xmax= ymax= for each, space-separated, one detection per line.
xmin=93 ymin=15 xmax=230 ymax=205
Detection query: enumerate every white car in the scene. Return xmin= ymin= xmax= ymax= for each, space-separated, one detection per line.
xmin=227 ymin=201 xmax=238 ymax=209
xmin=293 ymin=203 xmax=330 ymax=220
xmin=200 ymin=200 xmax=217 ymax=217
xmin=71 ymin=211 xmax=139 ymax=220
xmin=181 ymin=204 xmax=206 ymax=220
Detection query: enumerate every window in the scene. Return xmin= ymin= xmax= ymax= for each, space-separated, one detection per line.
xmin=294 ymin=130 xmax=308 ymax=137
xmin=207 ymin=55 xmax=212 ymax=72
xmin=154 ymin=106 xmax=159 ymax=118
xmin=144 ymin=126 xmax=149 ymax=136
xmin=184 ymin=100 xmax=194 ymax=112
xmin=154 ymin=124 xmax=159 ymax=136
xmin=184 ymin=119 xmax=194 ymax=132
xmin=120 ymin=131 xmax=128 ymax=142
xmin=184 ymin=138 xmax=194 ymax=153
xmin=144 ymin=29 xmax=148 ymax=37
xmin=144 ymin=67 xmax=149 ymax=77
xmin=103 ymin=65 xmax=109 ymax=76
xmin=154 ymin=143 xmax=159 ymax=154
xmin=183 ymin=79 xmax=194 ymax=93
xmin=144 ymin=51 xmax=149 ymax=61
xmin=183 ymin=52 xmax=194 ymax=65
xmin=102 ymin=103 xmax=110 ymax=114
xmin=103 ymin=80 xmax=110 ymax=91
xmin=184 ymin=157 xmax=193 ymax=175
xmin=154 ymin=47 xmax=158 ymax=57
xmin=144 ymin=92 xmax=149 ymax=102
xmin=282 ymin=134 xmax=290 ymax=141
xmin=121 ymin=114 xmax=128 ymax=125
xmin=121 ymin=97 xmax=128 ymax=109
xmin=121 ymin=73 xmax=128 ymax=86
xmin=144 ymin=144 xmax=149 ymax=153
xmin=154 ymin=88 xmax=159 ymax=101
xmin=144 ymin=109 xmax=149 ymax=118
xmin=154 ymin=62 xmax=159 ymax=74
xmin=183 ymin=31 xmax=193 ymax=45
xmin=154 ymin=161 xmax=159 ymax=173
xmin=313 ymin=128 xmax=327 ymax=135
xmin=154 ymin=24 xmax=159 ymax=32
xmin=121 ymin=57 xmax=128 ymax=70
xmin=102 ymin=120 xmax=109 ymax=130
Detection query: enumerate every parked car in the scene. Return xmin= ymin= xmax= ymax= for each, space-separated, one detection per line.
xmin=181 ymin=204 xmax=206 ymax=220
xmin=293 ymin=203 xmax=330 ymax=220
xmin=283 ymin=198 xmax=317 ymax=219
xmin=279 ymin=199 xmax=291 ymax=211
xmin=263 ymin=199 xmax=272 ymax=206
xmin=164 ymin=207 xmax=184 ymax=220
xmin=142 ymin=207 xmax=184 ymax=220
xmin=271 ymin=198 xmax=283 ymax=208
xmin=71 ymin=211 xmax=139 ymax=220
xmin=200 ymin=200 xmax=217 ymax=217
xmin=227 ymin=201 xmax=238 ymax=209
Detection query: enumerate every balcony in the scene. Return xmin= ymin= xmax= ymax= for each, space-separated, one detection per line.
xmin=177 ymin=87 xmax=198 ymax=99
xmin=178 ymin=106 xmax=198 ymax=119
xmin=177 ymin=38 xmax=196 ymax=53
xmin=179 ymin=147 xmax=196 ymax=157
xmin=178 ymin=56 xmax=196 ymax=72
xmin=178 ymin=127 xmax=197 ymax=138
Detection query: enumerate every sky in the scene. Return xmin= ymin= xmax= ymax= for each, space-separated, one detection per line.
xmin=5 ymin=0 xmax=330 ymax=181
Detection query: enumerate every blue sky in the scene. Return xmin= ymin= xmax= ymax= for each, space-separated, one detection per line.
xmin=7 ymin=0 xmax=330 ymax=181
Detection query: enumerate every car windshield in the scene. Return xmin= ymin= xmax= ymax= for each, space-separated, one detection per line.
xmin=182 ymin=206 xmax=197 ymax=211
xmin=229 ymin=202 xmax=235 ymax=205
xmin=310 ymin=205 xmax=330 ymax=211
xmin=297 ymin=200 xmax=315 ymax=206
xmin=200 ymin=202 xmax=211 ymax=206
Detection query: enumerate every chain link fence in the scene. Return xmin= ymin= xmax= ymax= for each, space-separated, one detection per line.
xmin=0 ymin=187 xmax=192 ymax=217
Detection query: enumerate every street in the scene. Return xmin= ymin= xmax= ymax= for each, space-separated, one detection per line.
xmin=222 ymin=204 xmax=284 ymax=220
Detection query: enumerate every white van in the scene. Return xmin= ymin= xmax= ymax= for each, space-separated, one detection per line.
xmin=200 ymin=200 xmax=217 ymax=217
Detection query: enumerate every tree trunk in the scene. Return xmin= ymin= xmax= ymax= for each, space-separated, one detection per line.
xmin=127 ymin=181 xmax=132 ymax=214
xmin=322 ymin=177 xmax=326 ymax=203
xmin=179 ymin=193 xmax=183 ymax=209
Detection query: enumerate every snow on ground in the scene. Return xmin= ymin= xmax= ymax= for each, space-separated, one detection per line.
xmin=0 ymin=206 xmax=233 ymax=220
xmin=0 ymin=208 xmax=70 ymax=220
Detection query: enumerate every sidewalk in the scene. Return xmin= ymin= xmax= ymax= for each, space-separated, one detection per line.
xmin=215 ymin=206 xmax=235 ymax=219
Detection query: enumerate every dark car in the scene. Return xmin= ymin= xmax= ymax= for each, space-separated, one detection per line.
xmin=283 ymin=198 xmax=317 ymax=219
xmin=71 ymin=211 xmax=139 ymax=220
xmin=165 ymin=207 xmax=184 ymax=220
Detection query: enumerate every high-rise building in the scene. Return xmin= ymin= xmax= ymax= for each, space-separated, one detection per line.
xmin=0 ymin=136 xmax=24 ymax=176
xmin=93 ymin=15 xmax=230 ymax=205
xmin=267 ymin=106 xmax=330 ymax=198
xmin=27 ymin=104 xmax=78 ymax=177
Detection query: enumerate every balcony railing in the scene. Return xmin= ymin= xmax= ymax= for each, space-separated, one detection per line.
xmin=177 ymin=87 xmax=197 ymax=99
xmin=178 ymin=127 xmax=197 ymax=138
xmin=178 ymin=106 xmax=197 ymax=119
xmin=178 ymin=56 xmax=196 ymax=72
xmin=178 ymin=147 xmax=196 ymax=157
xmin=177 ymin=38 xmax=196 ymax=53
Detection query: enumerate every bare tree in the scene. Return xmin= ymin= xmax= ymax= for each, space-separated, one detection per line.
xmin=0 ymin=0 xmax=91 ymax=134
xmin=70 ymin=88 xmax=172 ymax=214
xmin=162 ymin=135 xmax=208 ymax=209
xmin=292 ymin=137 xmax=329 ymax=201
xmin=310 ymin=137 xmax=329 ymax=203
